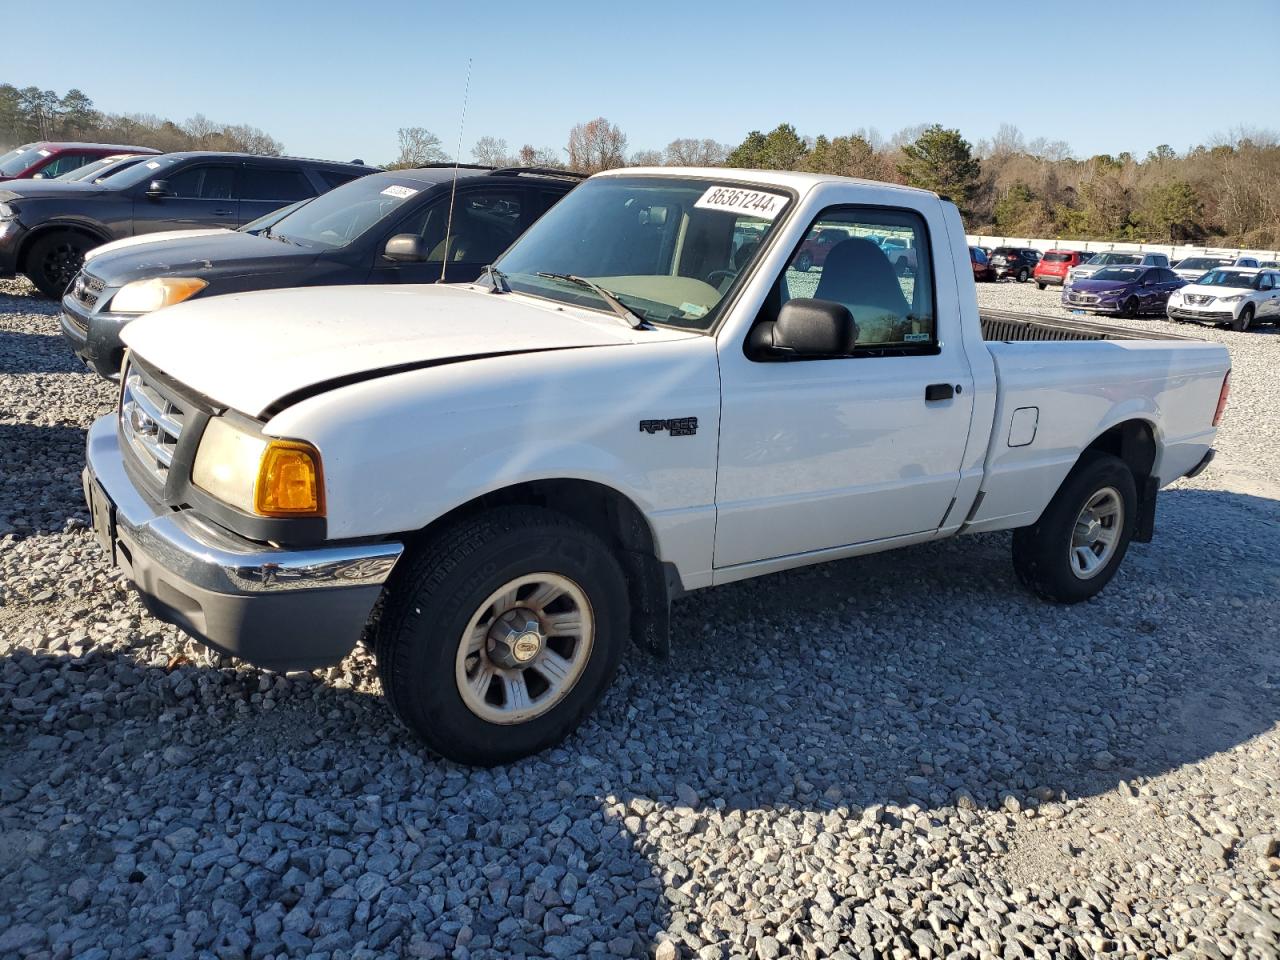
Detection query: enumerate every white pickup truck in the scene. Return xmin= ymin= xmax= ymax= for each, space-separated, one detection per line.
xmin=83 ymin=168 xmax=1231 ymax=765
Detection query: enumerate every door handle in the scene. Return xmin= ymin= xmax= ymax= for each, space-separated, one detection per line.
xmin=925 ymin=383 xmax=955 ymax=402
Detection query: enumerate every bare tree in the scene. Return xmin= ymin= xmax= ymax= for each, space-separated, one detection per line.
xmin=629 ymin=149 xmax=664 ymax=166
xmin=472 ymin=136 xmax=515 ymax=167
xmin=664 ymin=137 xmax=728 ymax=166
xmin=394 ymin=127 xmax=447 ymax=168
xmin=567 ymin=117 xmax=628 ymax=174
xmin=517 ymin=144 xmax=564 ymax=168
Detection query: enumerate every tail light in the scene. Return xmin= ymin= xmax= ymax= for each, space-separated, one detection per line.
xmin=1213 ymin=370 xmax=1230 ymax=426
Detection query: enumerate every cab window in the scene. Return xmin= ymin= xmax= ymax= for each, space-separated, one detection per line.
xmin=780 ymin=207 xmax=935 ymax=350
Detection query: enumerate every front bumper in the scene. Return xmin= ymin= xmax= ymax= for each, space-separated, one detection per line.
xmin=0 ymin=218 xmax=25 ymax=278
xmin=84 ymin=415 xmax=404 ymax=670
xmin=1167 ymin=306 xmax=1235 ymax=324
xmin=60 ymin=291 xmax=130 ymax=379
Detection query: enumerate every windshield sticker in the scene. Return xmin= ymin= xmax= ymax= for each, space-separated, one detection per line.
xmin=38 ymin=149 xmax=51 ymax=157
xmin=381 ymin=185 xmax=418 ymax=199
xmin=904 ymin=332 xmax=931 ymax=343
xmin=695 ymin=186 xmax=786 ymax=221
xmin=678 ymin=302 xmax=709 ymax=318
xmin=146 ymin=161 xmax=161 ymax=169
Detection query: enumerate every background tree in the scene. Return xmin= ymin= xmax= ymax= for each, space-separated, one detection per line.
xmin=802 ymin=133 xmax=890 ymax=181
xmin=390 ymin=127 xmax=446 ymax=168
xmin=517 ymin=144 xmax=564 ymax=168
xmin=472 ymin=136 xmax=515 ymax=167
xmin=726 ymin=124 xmax=807 ymax=170
xmin=664 ymin=137 xmax=728 ymax=166
xmin=629 ymin=148 xmax=664 ymax=166
xmin=897 ymin=125 xmax=982 ymax=210
xmin=566 ymin=117 xmax=628 ymax=174
xmin=1136 ymin=180 xmax=1202 ymax=243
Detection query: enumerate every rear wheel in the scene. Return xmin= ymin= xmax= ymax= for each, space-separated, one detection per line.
xmin=1012 ymin=451 xmax=1137 ymax=603
xmin=1232 ymin=305 xmax=1254 ymax=332
xmin=1016 ymin=267 xmax=1029 ymax=283
xmin=374 ymin=506 xmax=628 ymax=766
xmin=25 ymin=231 xmax=91 ymax=299
xmin=1036 ymin=281 xmax=1047 ymax=290
xmin=795 ymin=251 xmax=813 ymax=273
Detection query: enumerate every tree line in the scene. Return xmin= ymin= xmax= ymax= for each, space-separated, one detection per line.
xmin=5 ymin=83 xmax=1276 ymax=247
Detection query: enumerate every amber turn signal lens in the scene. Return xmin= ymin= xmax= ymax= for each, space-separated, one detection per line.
xmin=254 ymin=440 xmax=324 ymax=517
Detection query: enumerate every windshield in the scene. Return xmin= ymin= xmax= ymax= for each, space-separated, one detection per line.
xmin=1196 ymin=270 xmax=1255 ymax=289
xmin=495 ymin=176 xmax=792 ymax=331
xmin=270 ymin=175 xmax=426 ymax=249
xmin=0 ymin=145 xmax=42 ymax=176
xmin=240 ymin=198 xmax=311 ymax=234
xmin=1091 ymin=267 xmax=1145 ymax=282
xmin=1176 ymin=257 xmax=1231 ymax=271
xmin=97 ymin=154 xmax=188 ymax=189
xmin=1044 ymin=252 xmax=1072 ymax=262
xmin=1087 ymin=253 xmax=1141 ymax=266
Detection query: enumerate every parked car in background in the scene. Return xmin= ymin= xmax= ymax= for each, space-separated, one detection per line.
xmin=0 ymin=152 xmax=374 ymax=297
xmin=1033 ymin=249 xmax=1089 ymax=289
xmin=1258 ymin=260 xmax=1280 ymax=269
xmin=0 ymin=142 xmax=159 ymax=182
xmin=1069 ymin=251 xmax=1169 ymax=284
xmin=970 ymin=245 xmax=995 ymax=281
xmin=880 ymin=235 xmax=917 ymax=276
xmin=1062 ymin=265 xmax=1185 ymax=317
xmin=1172 ymin=255 xmax=1236 ymax=283
xmin=793 ymin=226 xmax=851 ymax=272
xmin=1167 ymin=267 xmax=1280 ymax=331
xmin=61 ymin=165 xmax=582 ymax=378
xmin=990 ymin=247 xmax=1040 ymax=282
xmin=53 ymin=154 xmax=151 ymax=184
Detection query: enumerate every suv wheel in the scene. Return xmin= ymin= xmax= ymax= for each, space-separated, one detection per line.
xmin=374 ymin=506 xmax=629 ymax=766
xmin=26 ymin=230 xmax=92 ymax=299
xmin=1232 ymin=305 xmax=1254 ymax=332
xmin=1012 ymin=451 xmax=1137 ymax=603
xmin=1017 ymin=267 xmax=1029 ymax=283
xmin=795 ymin=251 xmax=813 ymax=273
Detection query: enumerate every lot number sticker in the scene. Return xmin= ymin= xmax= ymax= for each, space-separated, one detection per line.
xmin=381 ymin=185 xmax=418 ymax=199
xmin=695 ymin=186 xmax=786 ymax=221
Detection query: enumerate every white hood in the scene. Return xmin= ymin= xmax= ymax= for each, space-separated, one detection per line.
xmin=85 ymin=228 xmax=234 ymax=262
xmin=121 ymin=284 xmax=689 ymax=417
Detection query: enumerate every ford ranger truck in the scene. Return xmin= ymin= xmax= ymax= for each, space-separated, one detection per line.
xmin=83 ymin=168 xmax=1231 ymax=765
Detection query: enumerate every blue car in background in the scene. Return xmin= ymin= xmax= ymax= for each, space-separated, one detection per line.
xmin=1062 ymin=265 xmax=1186 ymax=318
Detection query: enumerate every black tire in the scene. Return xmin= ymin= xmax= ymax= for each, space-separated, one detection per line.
xmin=795 ymin=251 xmax=813 ymax=273
xmin=1012 ymin=451 xmax=1137 ymax=604
xmin=1017 ymin=268 xmax=1029 ymax=283
xmin=25 ymin=231 xmax=92 ymax=299
xmin=1036 ymin=281 xmax=1047 ymax=291
xmin=1120 ymin=296 xmax=1139 ymax=319
xmin=374 ymin=506 xmax=629 ymax=766
xmin=1231 ymin=305 xmax=1253 ymax=332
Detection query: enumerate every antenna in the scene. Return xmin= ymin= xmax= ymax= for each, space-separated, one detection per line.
xmin=440 ymin=58 xmax=473 ymax=282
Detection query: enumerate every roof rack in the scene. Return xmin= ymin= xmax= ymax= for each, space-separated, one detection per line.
xmin=489 ymin=166 xmax=588 ymax=180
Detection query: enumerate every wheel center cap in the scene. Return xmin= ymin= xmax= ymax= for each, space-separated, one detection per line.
xmin=512 ymin=632 xmax=541 ymax=663
xmin=487 ymin=608 xmax=544 ymax=669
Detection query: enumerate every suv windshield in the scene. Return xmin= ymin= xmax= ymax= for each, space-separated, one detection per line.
xmin=98 ymin=155 xmax=190 ymax=188
xmin=270 ymin=175 xmax=426 ymax=249
xmin=495 ymin=176 xmax=792 ymax=331
xmin=1092 ymin=267 xmax=1144 ymax=282
xmin=0 ymin=145 xmax=41 ymax=176
xmin=1197 ymin=270 xmax=1255 ymax=289
xmin=1088 ymin=253 xmax=1141 ymax=265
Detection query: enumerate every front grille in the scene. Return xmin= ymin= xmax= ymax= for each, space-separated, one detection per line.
xmin=1185 ymin=294 xmax=1212 ymax=305
xmin=72 ymin=271 xmax=105 ymax=309
xmin=120 ymin=362 xmax=187 ymax=488
xmin=1068 ymin=293 xmax=1099 ymax=305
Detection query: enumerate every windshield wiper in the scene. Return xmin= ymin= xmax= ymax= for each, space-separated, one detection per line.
xmin=536 ymin=272 xmax=648 ymax=329
xmin=480 ymin=264 xmax=510 ymax=293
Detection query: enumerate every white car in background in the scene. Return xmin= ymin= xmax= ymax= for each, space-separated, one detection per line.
xmin=1171 ymin=255 xmax=1237 ymax=283
xmin=1167 ymin=267 xmax=1280 ymax=331
xmin=1069 ymin=251 xmax=1169 ymax=284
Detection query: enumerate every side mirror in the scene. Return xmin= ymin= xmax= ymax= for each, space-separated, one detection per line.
xmin=383 ymin=233 xmax=429 ymax=262
xmin=749 ymin=298 xmax=858 ymax=359
xmin=146 ymin=179 xmax=171 ymax=198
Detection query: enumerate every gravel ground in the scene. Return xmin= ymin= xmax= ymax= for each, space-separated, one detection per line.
xmin=1 ymin=276 xmax=1277 ymax=960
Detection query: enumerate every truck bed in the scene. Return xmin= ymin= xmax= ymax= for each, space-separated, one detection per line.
xmin=981 ymin=309 xmax=1201 ymax=342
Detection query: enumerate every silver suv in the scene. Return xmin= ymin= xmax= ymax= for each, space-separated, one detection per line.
xmin=1069 ymin=251 xmax=1169 ymax=284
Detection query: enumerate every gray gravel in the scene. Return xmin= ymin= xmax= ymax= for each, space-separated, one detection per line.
xmin=1 ymin=275 xmax=1278 ymax=959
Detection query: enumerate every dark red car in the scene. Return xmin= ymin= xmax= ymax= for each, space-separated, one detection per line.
xmin=970 ymin=245 xmax=995 ymax=282
xmin=1034 ymin=249 xmax=1090 ymax=289
xmin=793 ymin=227 xmax=850 ymax=272
xmin=0 ymin=141 xmax=159 ymax=182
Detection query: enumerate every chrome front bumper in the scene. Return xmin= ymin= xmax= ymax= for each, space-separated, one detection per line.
xmin=84 ymin=414 xmax=404 ymax=669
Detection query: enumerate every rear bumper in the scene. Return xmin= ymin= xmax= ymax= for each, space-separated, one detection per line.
xmin=1034 ymin=274 xmax=1065 ymax=285
xmin=1183 ymin=448 xmax=1215 ymax=480
xmin=84 ymin=415 xmax=404 ymax=670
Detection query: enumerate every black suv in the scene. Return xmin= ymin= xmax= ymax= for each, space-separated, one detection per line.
xmin=61 ymin=165 xmax=583 ymax=378
xmin=0 ymin=152 xmax=373 ymax=297
xmin=989 ymin=247 xmax=1041 ymax=282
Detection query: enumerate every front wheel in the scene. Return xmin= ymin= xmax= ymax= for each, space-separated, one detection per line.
xmin=1120 ymin=297 xmax=1139 ymax=318
xmin=374 ymin=507 xmax=628 ymax=765
xmin=1232 ymin=305 xmax=1254 ymax=332
xmin=1012 ymin=451 xmax=1137 ymax=603
xmin=25 ymin=230 xmax=92 ymax=299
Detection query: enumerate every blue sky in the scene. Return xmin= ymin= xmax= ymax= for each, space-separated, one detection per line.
xmin=6 ymin=0 xmax=1277 ymax=164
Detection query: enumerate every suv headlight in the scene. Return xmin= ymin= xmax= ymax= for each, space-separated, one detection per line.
xmin=192 ymin=417 xmax=324 ymax=517
xmin=0 ymin=203 xmax=16 ymax=222
xmin=109 ymin=277 xmax=208 ymax=314
xmin=1218 ymin=294 xmax=1244 ymax=303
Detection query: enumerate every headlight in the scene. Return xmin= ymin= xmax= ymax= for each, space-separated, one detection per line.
xmin=109 ymin=277 xmax=208 ymax=314
xmin=0 ymin=203 xmax=16 ymax=222
xmin=192 ymin=417 xmax=324 ymax=517
xmin=1218 ymin=295 xmax=1244 ymax=303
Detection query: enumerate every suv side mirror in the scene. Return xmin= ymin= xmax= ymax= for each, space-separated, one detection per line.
xmin=749 ymin=298 xmax=858 ymax=359
xmin=383 ymin=233 xmax=429 ymax=262
xmin=146 ymin=179 xmax=171 ymax=198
